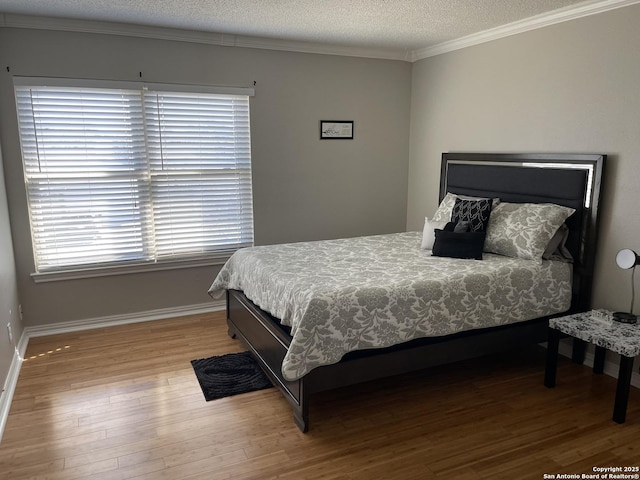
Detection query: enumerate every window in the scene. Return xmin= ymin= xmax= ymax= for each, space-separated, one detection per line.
xmin=14 ymin=78 xmax=254 ymax=276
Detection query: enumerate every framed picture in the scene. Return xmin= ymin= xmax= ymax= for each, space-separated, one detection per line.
xmin=320 ymin=120 xmax=354 ymax=139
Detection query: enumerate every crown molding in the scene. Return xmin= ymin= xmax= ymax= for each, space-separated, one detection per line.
xmin=411 ymin=0 xmax=640 ymax=61
xmin=2 ymin=0 xmax=639 ymax=63
xmin=0 ymin=13 xmax=411 ymax=62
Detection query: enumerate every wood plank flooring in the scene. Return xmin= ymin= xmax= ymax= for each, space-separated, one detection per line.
xmin=1 ymin=311 xmax=639 ymax=479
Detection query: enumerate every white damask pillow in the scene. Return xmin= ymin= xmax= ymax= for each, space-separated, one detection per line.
xmin=484 ymin=202 xmax=576 ymax=261
xmin=432 ymin=193 xmax=458 ymax=222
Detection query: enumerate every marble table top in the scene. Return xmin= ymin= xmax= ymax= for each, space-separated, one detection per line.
xmin=549 ymin=310 xmax=640 ymax=358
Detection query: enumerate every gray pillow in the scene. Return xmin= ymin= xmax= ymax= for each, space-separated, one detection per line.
xmin=542 ymin=223 xmax=573 ymax=262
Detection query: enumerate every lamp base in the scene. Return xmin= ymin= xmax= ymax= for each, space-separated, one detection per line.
xmin=612 ymin=312 xmax=637 ymax=324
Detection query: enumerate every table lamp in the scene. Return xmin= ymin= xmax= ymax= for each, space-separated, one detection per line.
xmin=613 ymin=248 xmax=639 ymax=324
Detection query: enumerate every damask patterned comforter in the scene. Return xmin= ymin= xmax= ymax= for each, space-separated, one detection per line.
xmin=208 ymin=232 xmax=572 ymax=381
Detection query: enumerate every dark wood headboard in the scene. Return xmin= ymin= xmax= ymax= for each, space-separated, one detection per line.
xmin=440 ymin=152 xmax=606 ymax=312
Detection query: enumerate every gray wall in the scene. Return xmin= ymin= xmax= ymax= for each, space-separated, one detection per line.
xmin=408 ymin=4 xmax=640 ymax=314
xmin=0 ymin=27 xmax=411 ymax=328
xmin=0 ymin=142 xmax=21 ymax=396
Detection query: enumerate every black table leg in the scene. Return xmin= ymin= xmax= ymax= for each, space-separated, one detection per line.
xmin=593 ymin=346 xmax=606 ymax=374
xmin=572 ymin=338 xmax=586 ymax=364
xmin=613 ymin=355 xmax=635 ymax=423
xmin=545 ymin=327 xmax=560 ymax=388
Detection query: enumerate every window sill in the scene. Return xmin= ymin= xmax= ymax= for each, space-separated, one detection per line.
xmin=31 ymin=255 xmax=232 ymax=283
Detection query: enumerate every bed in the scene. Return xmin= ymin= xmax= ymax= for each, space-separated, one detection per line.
xmin=209 ymin=152 xmax=605 ymax=432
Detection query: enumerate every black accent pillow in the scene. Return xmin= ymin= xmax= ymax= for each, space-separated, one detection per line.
xmin=443 ymin=220 xmax=472 ymax=233
xmin=443 ymin=221 xmax=456 ymax=232
xmin=432 ymin=229 xmax=486 ymax=260
xmin=451 ymin=197 xmax=493 ymax=232
xmin=453 ymin=221 xmax=471 ymax=233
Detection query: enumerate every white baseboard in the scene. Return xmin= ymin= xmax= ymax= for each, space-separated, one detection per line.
xmin=0 ymin=333 xmax=29 ymax=443
xmin=24 ymin=301 xmax=225 ymax=338
xmin=0 ymin=300 xmax=224 ymax=443
xmin=558 ymin=339 xmax=640 ymax=388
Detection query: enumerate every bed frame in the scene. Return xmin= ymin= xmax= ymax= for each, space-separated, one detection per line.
xmin=225 ymin=152 xmax=606 ymax=432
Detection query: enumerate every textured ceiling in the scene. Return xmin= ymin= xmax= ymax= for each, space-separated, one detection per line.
xmin=0 ymin=0 xmax=628 ymax=57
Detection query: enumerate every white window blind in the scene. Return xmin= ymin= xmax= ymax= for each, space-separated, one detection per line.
xmin=14 ymin=80 xmax=254 ymax=273
xmin=145 ymin=90 xmax=253 ymax=259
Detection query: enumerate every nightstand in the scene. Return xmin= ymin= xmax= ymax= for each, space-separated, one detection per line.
xmin=544 ymin=310 xmax=640 ymax=423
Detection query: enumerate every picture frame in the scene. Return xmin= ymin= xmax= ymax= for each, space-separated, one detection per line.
xmin=320 ymin=120 xmax=354 ymax=139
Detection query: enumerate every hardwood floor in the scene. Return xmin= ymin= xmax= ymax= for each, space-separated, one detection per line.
xmin=1 ymin=311 xmax=639 ymax=479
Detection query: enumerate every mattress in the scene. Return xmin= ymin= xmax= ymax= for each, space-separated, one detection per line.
xmin=209 ymin=232 xmax=572 ymax=381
